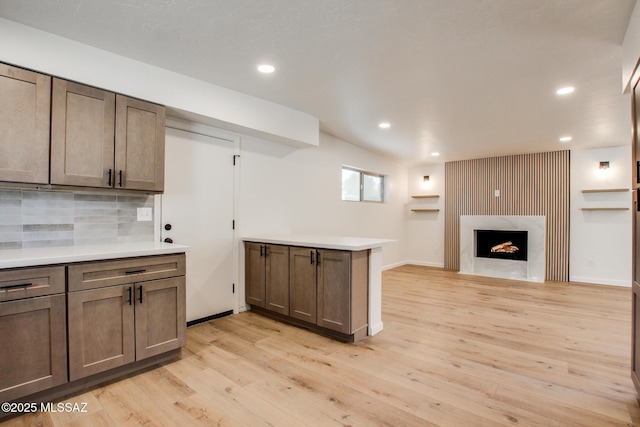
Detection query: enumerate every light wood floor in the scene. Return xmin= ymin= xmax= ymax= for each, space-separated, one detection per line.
xmin=4 ymin=265 xmax=640 ymax=426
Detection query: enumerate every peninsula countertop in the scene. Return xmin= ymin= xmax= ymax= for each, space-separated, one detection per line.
xmin=0 ymin=242 xmax=189 ymax=269
xmin=242 ymin=234 xmax=396 ymax=251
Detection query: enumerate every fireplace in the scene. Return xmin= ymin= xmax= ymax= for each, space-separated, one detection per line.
xmin=475 ymin=229 xmax=528 ymax=261
xmin=459 ymin=215 xmax=545 ymax=282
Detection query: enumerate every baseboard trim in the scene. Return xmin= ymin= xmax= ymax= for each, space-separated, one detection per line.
xmin=382 ymin=261 xmax=407 ymax=270
xmin=569 ymin=276 xmax=631 ymax=287
xmin=404 ymin=260 xmax=445 ymax=268
xmin=382 ymin=260 xmax=445 ymax=270
xmin=369 ymin=321 xmax=384 ymax=336
xmin=187 ymin=310 xmax=234 ymax=327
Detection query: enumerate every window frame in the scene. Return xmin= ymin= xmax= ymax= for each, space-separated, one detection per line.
xmin=341 ymin=166 xmax=385 ymax=203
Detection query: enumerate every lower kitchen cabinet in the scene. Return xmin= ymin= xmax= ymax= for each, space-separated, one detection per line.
xmin=67 ymin=284 xmax=135 ymax=380
xmin=0 ymin=294 xmax=67 ymax=403
xmin=317 ymin=249 xmax=353 ymax=334
xmin=245 ymin=242 xmax=289 ymax=315
xmin=135 ymin=277 xmax=186 ymax=359
xmin=68 ymin=274 xmax=186 ymax=381
xmin=0 ymin=265 xmax=67 ymax=403
xmin=0 ymin=251 xmax=187 ymax=413
xmin=289 ymin=247 xmax=317 ymax=323
xmin=245 ymin=242 xmax=266 ymax=308
xmin=247 ymin=242 xmax=369 ymax=342
xmin=264 ymin=244 xmax=290 ymax=315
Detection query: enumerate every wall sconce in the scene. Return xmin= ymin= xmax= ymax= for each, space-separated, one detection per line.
xmin=423 ymin=176 xmax=430 ymax=182
xmin=599 ymin=161 xmax=610 ymax=170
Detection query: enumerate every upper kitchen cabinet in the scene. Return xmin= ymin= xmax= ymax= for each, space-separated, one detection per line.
xmin=50 ymin=79 xmax=115 ymax=188
xmin=115 ymin=95 xmax=165 ymax=192
xmin=0 ymin=64 xmax=51 ymax=184
xmin=51 ymin=78 xmax=165 ymax=192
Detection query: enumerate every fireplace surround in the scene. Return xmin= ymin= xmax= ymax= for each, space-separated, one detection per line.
xmin=460 ymin=215 xmax=545 ymax=282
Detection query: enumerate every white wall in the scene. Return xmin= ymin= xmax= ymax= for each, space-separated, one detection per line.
xmin=405 ymin=164 xmax=445 ymax=267
xmin=235 ymin=131 xmax=407 ymax=311
xmin=237 ymin=132 xmax=407 ymax=264
xmin=404 ymin=148 xmax=633 ymax=287
xmin=570 ymin=146 xmax=632 ymax=286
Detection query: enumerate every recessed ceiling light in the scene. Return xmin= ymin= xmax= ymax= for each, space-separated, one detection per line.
xmin=378 ymin=122 xmax=391 ymax=129
xmin=257 ymin=64 xmax=275 ymax=73
xmin=431 ymin=152 xmax=440 ymax=157
xmin=559 ymin=136 xmax=572 ymax=142
xmin=556 ymin=86 xmax=575 ymax=95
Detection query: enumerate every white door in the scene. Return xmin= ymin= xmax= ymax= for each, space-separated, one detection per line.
xmin=161 ymin=126 xmax=236 ymax=322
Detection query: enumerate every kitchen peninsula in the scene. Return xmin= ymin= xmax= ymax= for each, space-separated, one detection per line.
xmin=243 ymin=235 xmax=395 ymax=341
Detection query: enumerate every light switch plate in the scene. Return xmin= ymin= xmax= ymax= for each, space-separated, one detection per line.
xmin=137 ymin=207 xmax=153 ymax=222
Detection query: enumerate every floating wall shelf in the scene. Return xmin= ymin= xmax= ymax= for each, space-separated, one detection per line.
xmin=580 ymin=207 xmax=629 ymax=211
xmin=411 ymin=195 xmax=440 ymax=199
xmin=411 ymin=209 xmax=440 ymax=212
xmin=581 ymin=188 xmax=629 ymax=193
xmin=580 ymin=188 xmax=630 ymax=211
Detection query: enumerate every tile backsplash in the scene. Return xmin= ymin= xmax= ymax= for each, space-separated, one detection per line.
xmin=0 ymin=189 xmax=154 ymax=250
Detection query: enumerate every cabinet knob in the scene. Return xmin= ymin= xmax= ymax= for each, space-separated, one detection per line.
xmin=164 ymin=224 xmax=172 ymax=231
xmin=164 ymin=238 xmax=173 ymax=244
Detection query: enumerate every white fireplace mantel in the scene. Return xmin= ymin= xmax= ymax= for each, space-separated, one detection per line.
xmin=459 ymin=215 xmax=546 ymax=282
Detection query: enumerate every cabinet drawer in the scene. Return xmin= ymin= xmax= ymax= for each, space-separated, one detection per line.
xmin=68 ymin=253 xmax=186 ymax=291
xmin=0 ymin=266 xmax=65 ymax=302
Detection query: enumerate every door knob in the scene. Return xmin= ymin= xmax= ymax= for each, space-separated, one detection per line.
xmin=164 ymin=224 xmax=172 ymax=231
xmin=164 ymin=238 xmax=173 ymax=244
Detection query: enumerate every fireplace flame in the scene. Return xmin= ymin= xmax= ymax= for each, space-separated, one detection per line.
xmin=491 ymin=241 xmax=519 ymax=254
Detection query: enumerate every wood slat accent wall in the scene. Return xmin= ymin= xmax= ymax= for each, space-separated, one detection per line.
xmin=444 ymin=150 xmax=570 ymax=281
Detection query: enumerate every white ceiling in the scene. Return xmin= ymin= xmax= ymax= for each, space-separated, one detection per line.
xmin=0 ymin=0 xmax=635 ymax=164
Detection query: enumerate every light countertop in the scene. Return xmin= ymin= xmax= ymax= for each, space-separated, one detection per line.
xmin=0 ymin=242 xmax=189 ymax=269
xmin=242 ymin=234 xmax=396 ymax=251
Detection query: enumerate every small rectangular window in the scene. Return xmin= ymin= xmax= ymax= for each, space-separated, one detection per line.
xmin=341 ymin=166 xmax=385 ymax=203
xmin=341 ymin=168 xmax=361 ymax=201
xmin=363 ymin=173 xmax=383 ymax=202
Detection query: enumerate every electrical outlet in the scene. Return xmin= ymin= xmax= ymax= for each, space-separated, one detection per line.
xmin=137 ymin=207 xmax=153 ymax=222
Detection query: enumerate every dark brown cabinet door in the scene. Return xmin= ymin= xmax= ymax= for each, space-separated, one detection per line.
xmin=135 ymin=277 xmax=186 ymax=360
xmin=265 ymin=244 xmax=290 ymax=315
xmin=245 ymin=242 xmax=266 ymax=308
xmin=289 ymin=247 xmax=317 ymax=323
xmin=0 ymin=64 xmax=51 ymax=184
xmin=115 ymin=95 xmax=165 ymax=192
xmin=51 ymin=81 xmax=165 ymax=192
xmin=634 ymin=282 xmax=640 ymax=392
xmin=67 ymin=285 xmax=135 ymax=381
xmin=68 ymin=255 xmax=186 ymax=381
xmin=50 ymin=78 xmax=115 ymax=188
xmin=317 ymin=249 xmax=351 ymax=334
xmin=0 ymin=294 xmax=67 ymax=402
